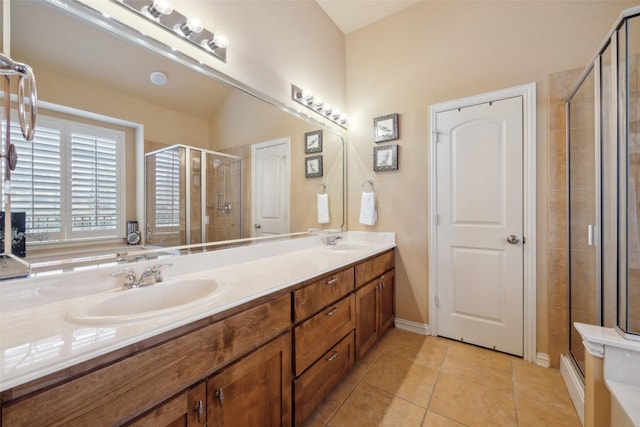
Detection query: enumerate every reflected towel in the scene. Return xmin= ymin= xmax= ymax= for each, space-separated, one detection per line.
xmin=317 ymin=193 xmax=330 ymax=224
xmin=359 ymin=191 xmax=377 ymax=226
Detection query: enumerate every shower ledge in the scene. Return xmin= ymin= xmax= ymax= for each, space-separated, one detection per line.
xmin=575 ymin=322 xmax=640 ymax=425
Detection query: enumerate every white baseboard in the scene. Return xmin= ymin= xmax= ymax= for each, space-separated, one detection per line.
xmin=394 ymin=318 xmax=429 ymax=335
xmin=536 ymin=352 xmax=551 ymax=368
xmin=560 ymin=354 xmax=585 ymax=426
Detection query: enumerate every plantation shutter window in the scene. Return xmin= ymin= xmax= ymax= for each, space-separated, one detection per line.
xmin=8 ymin=113 xmax=125 ymax=243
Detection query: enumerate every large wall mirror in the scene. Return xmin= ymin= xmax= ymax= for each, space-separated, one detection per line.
xmin=6 ymin=0 xmax=344 ymax=276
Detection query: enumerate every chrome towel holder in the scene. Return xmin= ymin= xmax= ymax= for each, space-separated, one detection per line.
xmin=1 ymin=52 xmax=37 ymax=142
xmin=361 ymin=179 xmax=375 ymax=192
xmin=317 ymin=182 xmax=328 ymax=195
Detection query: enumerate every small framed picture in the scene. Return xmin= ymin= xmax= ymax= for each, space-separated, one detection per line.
xmin=304 ymin=130 xmax=323 ymax=154
xmin=373 ymin=113 xmax=398 ymax=143
xmin=305 ymin=155 xmax=323 ymax=178
xmin=373 ymin=144 xmax=398 ymax=172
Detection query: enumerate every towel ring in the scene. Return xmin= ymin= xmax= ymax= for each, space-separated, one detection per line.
xmin=361 ymin=179 xmax=375 ymax=192
xmin=317 ymin=182 xmax=328 ymax=195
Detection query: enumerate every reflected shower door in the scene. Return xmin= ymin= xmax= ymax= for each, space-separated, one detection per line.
xmin=205 ymin=153 xmax=243 ymax=242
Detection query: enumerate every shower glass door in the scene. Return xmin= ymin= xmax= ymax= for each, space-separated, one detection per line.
xmin=568 ymin=67 xmax=598 ymax=375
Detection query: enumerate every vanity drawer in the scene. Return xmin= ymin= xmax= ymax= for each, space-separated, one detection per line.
xmin=294 ymin=294 xmax=355 ymax=375
xmin=294 ymin=267 xmax=354 ymax=321
xmin=2 ymin=294 xmax=291 ymax=426
xmin=355 ymin=249 xmax=394 ymax=288
xmin=293 ymin=331 xmax=354 ymax=425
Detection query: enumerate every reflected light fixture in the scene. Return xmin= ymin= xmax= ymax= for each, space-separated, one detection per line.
xmin=115 ymin=0 xmax=228 ymax=63
xmin=292 ymin=84 xmax=348 ymax=128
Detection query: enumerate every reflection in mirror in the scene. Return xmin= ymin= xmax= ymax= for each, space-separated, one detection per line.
xmin=7 ymin=0 xmax=344 ymax=276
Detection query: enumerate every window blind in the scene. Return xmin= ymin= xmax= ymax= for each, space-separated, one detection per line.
xmin=153 ymin=149 xmax=181 ymax=228
xmin=70 ymin=128 xmax=118 ymax=232
xmin=10 ymin=119 xmax=62 ymax=239
xmin=7 ymin=113 xmax=124 ymax=243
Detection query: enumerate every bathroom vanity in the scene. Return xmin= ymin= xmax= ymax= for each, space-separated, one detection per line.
xmin=0 ymin=232 xmax=396 ymax=426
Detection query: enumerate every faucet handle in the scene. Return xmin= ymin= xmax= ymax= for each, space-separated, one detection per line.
xmin=152 ymin=263 xmax=173 ymax=282
xmin=112 ymin=268 xmax=137 ymax=288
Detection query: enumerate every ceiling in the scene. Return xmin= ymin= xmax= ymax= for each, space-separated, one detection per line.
xmin=315 ymin=0 xmax=422 ymax=34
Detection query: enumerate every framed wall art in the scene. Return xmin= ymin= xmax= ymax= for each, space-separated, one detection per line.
xmin=373 ymin=144 xmax=398 ymax=172
xmin=373 ymin=113 xmax=398 ymax=143
xmin=304 ymin=130 xmax=323 ymax=154
xmin=305 ymin=155 xmax=323 ymax=178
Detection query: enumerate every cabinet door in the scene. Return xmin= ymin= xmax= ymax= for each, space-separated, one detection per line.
xmin=207 ymin=333 xmax=292 ymax=427
xmin=128 ymin=382 xmax=206 ymax=427
xmin=355 ymin=279 xmax=379 ymax=358
xmin=379 ymin=270 xmax=395 ymax=335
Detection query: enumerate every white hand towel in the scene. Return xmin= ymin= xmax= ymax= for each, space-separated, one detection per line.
xmin=317 ymin=193 xmax=330 ymax=224
xmin=359 ymin=191 xmax=377 ymax=226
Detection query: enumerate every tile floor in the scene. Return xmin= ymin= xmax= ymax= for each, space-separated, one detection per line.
xmin=301 ymin=328 xmax=581 ymax=427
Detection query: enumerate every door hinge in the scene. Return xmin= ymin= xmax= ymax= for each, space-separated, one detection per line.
xmin=434 ymin=214 xmax=439 ymax=225
xmin=522 ymin=236 xmax=526 ymax=244
xmin=435 ymin=295 xmax=440 ymax=308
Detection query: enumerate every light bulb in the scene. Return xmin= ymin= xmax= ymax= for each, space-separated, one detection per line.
xmin=212 ymin=32 xmax=229 ymax=49
xmin=312 ymin=96 xmax=323 ymax=108
xmin=323 ymin=103 xmax=332 ymax=115
xmin=177 ymin=16 xmax=203 ymax=36
xmin=301 ymin=89 xmax=312 ymax=101
xmin=339 ymin=114 xmax=348 ymax=124
xmin=144 ymin=0 xmax=173 ymax=19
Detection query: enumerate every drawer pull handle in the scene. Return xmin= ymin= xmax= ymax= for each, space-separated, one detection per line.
xmin=325 ymin=351 xmax=339 ymax=362
xmin=326 ymin=307 xmax=338 ymax=316
xmin=215 ymin=388 xmax=224 ymax=407
xmin=326 ymin=278 xmax=338 ymax=285
xmin=193 ymin=400 xmax=204 ymax=423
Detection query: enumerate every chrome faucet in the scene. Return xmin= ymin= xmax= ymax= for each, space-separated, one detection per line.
xmin=325 ymin=235 xmax=343 ymax=246
xmin=112 ymin=263 xmax=173 ymax=289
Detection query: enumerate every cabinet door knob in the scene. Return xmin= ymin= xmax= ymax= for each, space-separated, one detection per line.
xmin=193 ymin=400 xmax=204 ymax=423
xmin=326 ymin=277 xmax=338 ymax=285
xmin=326 ymin=307 xmax=338 ymax=316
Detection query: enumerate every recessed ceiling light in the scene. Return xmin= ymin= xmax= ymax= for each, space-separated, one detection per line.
xmin=150 ymin=71 xmax=168 ymax=86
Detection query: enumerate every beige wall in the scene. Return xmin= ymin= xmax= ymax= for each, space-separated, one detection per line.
xmin=345 ymin=1 xmax=637 ymax=356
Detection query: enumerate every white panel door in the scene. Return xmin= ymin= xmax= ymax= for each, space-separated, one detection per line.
xmin=252 ymin=139 xmax=290 ymax=236
xmin=435 ymin=97 xmax=524 ymax=356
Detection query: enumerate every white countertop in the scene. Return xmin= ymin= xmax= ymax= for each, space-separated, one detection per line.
xmin=575 ymin=322 xmax=640 ymax=425
xmin=0 ymin=231 xmax=396 ymax=392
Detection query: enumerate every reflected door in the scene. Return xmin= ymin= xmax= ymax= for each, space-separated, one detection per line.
xmin=252 ymin=138 xmax=290 ymax=236
xmin=435 ymin=97 xmax=524 ymax=357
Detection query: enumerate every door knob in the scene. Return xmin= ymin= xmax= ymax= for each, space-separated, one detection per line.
xmin=254 ymin=224 xmax=261 ymax=229
xmin=506 ymin=235 xmax=520 ymax=244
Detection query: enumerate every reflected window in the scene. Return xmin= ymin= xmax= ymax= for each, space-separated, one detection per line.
xmin=8 ymin=113 xmax=125 ymax=243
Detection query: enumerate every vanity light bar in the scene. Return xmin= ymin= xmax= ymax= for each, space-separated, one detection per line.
xmin=291 ymin=84 xmax=348 ymax=129
xmin=114 ymin=0 xmax=227 ymax=63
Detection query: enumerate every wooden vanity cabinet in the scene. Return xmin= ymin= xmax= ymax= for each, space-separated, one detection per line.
xmin=1 ymin=294 xmax=291 ymax=426
xmin=0 ymin=248 xmax=395 ymax=427
xmin=354 ymin=250 xmax=395 ymax=359
xmin=292 ymin=267 xmax=356 ymax=425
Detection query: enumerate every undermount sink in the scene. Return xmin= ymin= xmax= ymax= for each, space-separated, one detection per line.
xmin=66 ymin=277 xmax=223 ymax=324
xmin=327 ymin=242 xmax=371 ymax=253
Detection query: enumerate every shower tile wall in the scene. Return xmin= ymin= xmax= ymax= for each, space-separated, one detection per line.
xmin=547 ymin=68 xmax=582 ymax=368
xmin=629 ymin=53 xmax=640 ymax=332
